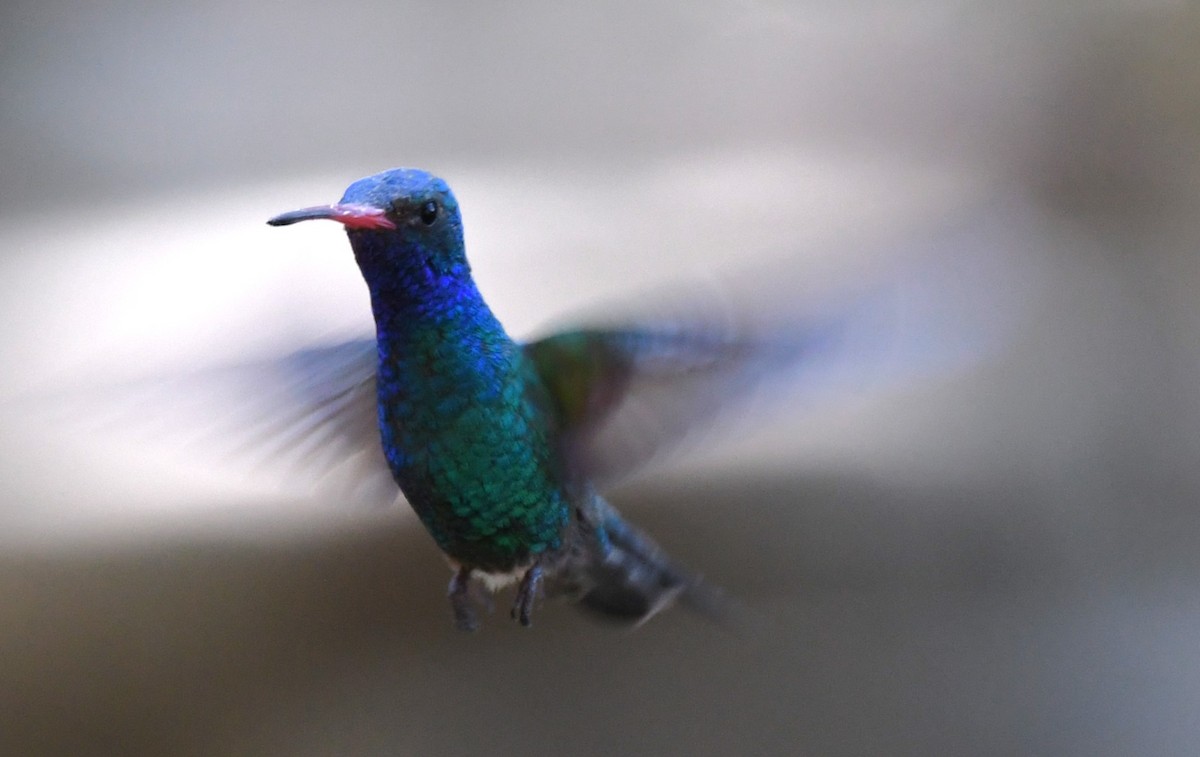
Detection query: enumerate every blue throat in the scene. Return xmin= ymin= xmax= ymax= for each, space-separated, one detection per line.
xmin=347 ymin=228 xmax=514 ymax=475
xmin=348 ymin=230 xmax=507 ymax=341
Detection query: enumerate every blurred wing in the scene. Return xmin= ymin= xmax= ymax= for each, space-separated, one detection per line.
xmin=526 ymin=202 xmax=1043 ymax=486
xmin=23 ymin=337 xmax=399 ymax=508
xmin=218 ymin=338 xmax=396 ymax=505
xmin=525 ymin=320 xmax=827 ymax=485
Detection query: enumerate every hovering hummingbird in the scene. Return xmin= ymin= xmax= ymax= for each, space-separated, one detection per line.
xmin=263 ymin=167 xmax=1031 ymax=630
xmin=266 ymin=168 xmax=779 ymax=630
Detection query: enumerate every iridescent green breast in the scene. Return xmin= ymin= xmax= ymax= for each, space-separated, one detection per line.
xmin=376 ymin=328 xmax=570 ymax=571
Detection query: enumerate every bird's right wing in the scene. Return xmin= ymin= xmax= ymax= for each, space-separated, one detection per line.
xmin=10 ymin=337 xmax=400 ymax=509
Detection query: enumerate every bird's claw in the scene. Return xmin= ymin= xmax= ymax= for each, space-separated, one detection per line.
xmin=511 ymin=564 xmax=544 ymax=627
xmin=448 ymin=568 xmax=479 ymax=632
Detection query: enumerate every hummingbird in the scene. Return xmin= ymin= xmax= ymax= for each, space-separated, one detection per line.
xmin=264 ymin=167 xmax=810 ymax=631
xmin=262 ymin=168 xmax=1032 ymax=631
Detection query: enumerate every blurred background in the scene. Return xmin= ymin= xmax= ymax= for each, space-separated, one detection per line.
xmin=2 ymin=1 xmax=1199 ymax=754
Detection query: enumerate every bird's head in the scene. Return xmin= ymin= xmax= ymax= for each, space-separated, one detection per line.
xmin=268 ymin=168 xmax=468 ymax=284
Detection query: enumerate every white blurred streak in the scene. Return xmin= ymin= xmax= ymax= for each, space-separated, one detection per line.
xmin=460 ymin=147 xmax=976 ymax=335
xmin=628 ymin=193 xmax=1056 ymax=483
xmin=0 ymin=150 xmax=996 ymax=542
xmin=0 ymin=175 xmax=372 ymax=394
xmin=0 ymin=150 xmax=973 ymax=392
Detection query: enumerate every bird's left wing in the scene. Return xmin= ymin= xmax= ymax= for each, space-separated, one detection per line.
xmin=525 ymin=203 xmax=1044 ymax=487
xmin=524 ymin=317 xmax=820 ymax=486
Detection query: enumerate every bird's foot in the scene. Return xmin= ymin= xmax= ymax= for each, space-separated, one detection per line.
xmin=448 ymin=567 xmax=479 ymax=632
xmin=511 ymin=563 xmax=544 ymax=628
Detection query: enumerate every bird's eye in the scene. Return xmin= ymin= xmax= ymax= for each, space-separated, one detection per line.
xmin=419 ymin=200 xmax=439 ymax=225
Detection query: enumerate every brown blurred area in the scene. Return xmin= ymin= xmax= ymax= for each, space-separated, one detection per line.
xmin=2 ymin=2 xmax=1200 ymax=755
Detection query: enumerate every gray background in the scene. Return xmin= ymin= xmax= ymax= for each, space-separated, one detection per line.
xmin=2 ymin=2 xmax=1200 ymax=755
